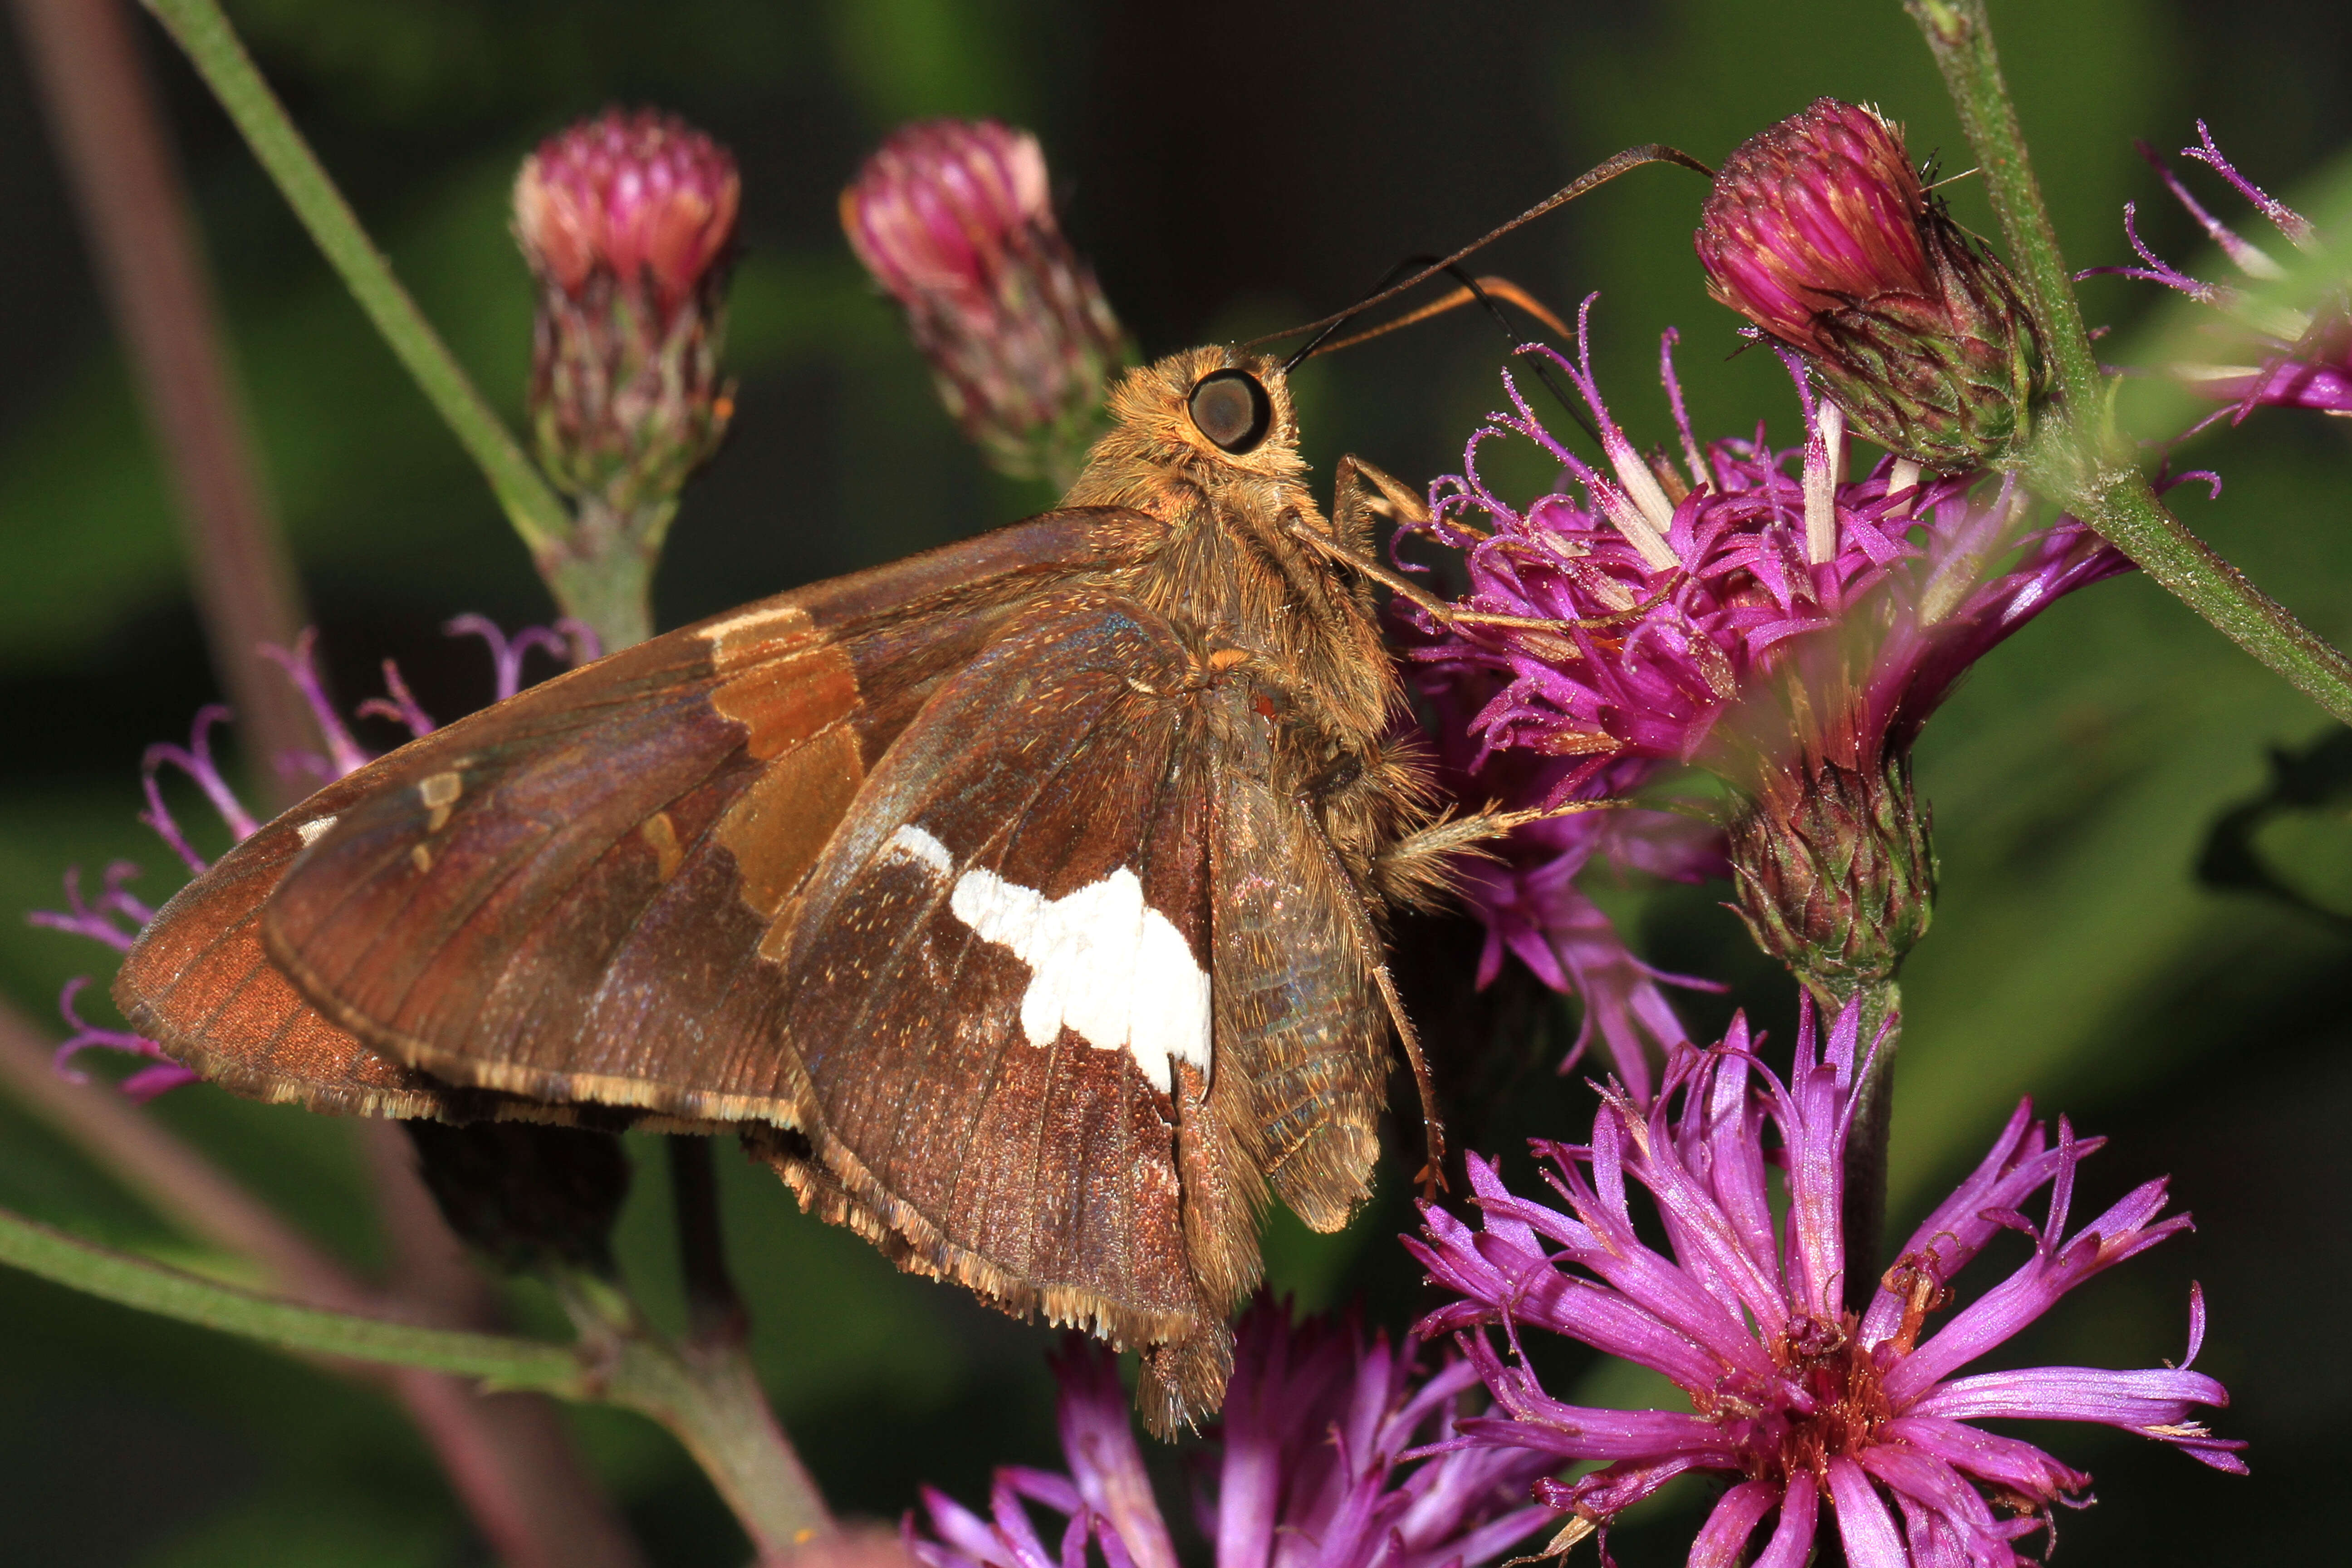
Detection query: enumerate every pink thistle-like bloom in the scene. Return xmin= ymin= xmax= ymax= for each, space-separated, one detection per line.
xmin=911 ymin=1302 xmax=1555 ymax=1568
xmin=515 ymin=109 xmax=739 ymax=535
xmin=1410 ymin=1005 xmax=2244 ymax=1566
xmin=27 ymin=619 xmax=593 ymax=1097
xmin=1695 ymin=98 xmax=2045 ymax=470
xmin=844 ymin=119 xmax=1128 ymax=488
xmin=2089 ymin=122 xmax=2349 ymax=427
xmin=1403 ymin=310 xmax=2133 ymax=1038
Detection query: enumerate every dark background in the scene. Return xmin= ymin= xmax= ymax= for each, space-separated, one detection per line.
xmin=2 ymin=0 xmax=2348 ymax=1562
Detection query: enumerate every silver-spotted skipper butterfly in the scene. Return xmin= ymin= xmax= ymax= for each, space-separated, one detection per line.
xmin=113 ymin=343 xmax=1519 ymax=1433
xmin=110 ymin=137 xmax=1714 ymax=1433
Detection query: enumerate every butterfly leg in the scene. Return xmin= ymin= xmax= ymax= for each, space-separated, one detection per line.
xmin=1315 ymin=456 xmax=1671 ymax=632
xmin=1330 ymin=453 xmax=1429 ymax=557
xmin=1371 ymin=796 xmax=1639 ymax=906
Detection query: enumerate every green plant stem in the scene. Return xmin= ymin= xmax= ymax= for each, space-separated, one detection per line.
xmin=0 ymin=1198 xmax=830 ymax=1557
xmin=542 ymin=496 xmax=665 ymax=652
xmin=0 ymin=1201 xmax=587 ymax=1387
xmin=1904 ymin=0 xmax=2352 ymax=724
xmin=137 ymin=0 xmax=572 ymax=560
xmin=557 ymin=1271 xmax=833 ymax=1562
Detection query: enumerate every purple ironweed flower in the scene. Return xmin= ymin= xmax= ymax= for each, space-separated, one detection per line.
xmin=911 ymin=1301 xmax=1556 ymax=1568
xmin=2090 ymin=122 xmax=2349 ymax=429
xmin=515 ymin=109 xmax=739 ymax=540
xmin=1695 ymin=98 xmax=2045 ymax=470
xmin=1410 ymin=1005 xmax=2244 ymax=1566
xmin=29 ymin=619 xmax=593 ymax=1096
xmin=1417 ymin=670 xmax=1724 ymax=1111
xmin=1403 ymin=311 xmax=2131 ymax=1019
xmin=843 ymin=119 xmax=1129 ymax=488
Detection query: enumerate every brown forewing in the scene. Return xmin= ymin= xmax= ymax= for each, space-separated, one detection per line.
xmin=117 ymin=509 xmax=1166 ymax=1117
xmin=114 ymin=761 xmax=527 ymax=1121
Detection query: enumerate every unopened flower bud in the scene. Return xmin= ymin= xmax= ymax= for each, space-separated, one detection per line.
xmin=406 ymin=1122 xmax=632 ymax=1277
xmin=514 ymin=108 xmax=739 ymax=519
xmin=843 ymin=119 xmax=1128 ymax=488
xmin=1696 ymin=98 xmax=2046 ymax=470
xmin=1725 ymin=749 xmax=1936 ymax=1000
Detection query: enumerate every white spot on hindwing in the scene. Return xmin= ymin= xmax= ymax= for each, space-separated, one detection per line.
xmin=894 ymin=823 xmax=1210 ymax=1096
xmin=295 ymin=814 xmax=338 ymax=847
xmin=882 ymin=823 xmax=954 ymax=878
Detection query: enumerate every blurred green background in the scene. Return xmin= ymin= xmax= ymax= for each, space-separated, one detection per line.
xmin=2 ymin=0 xmax=2347 ymax=1562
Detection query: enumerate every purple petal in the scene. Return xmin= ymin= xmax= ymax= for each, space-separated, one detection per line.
xmin=1456 ymin=1387 xmax=1734 ymax=1466
xmin=1878 ymin=1416 xmax=2089 ymax=1504
xmin=1046 ymin=1346 xmax=1176 ymax=1568
xmin=1750 ymin=1474 xmax=1817 ymax=1568
xmin=1689 ymin=1480 xmax=1779 ymax=1568
xmin=1824 ymin=1456 xmax=1906 ymax=1568
xmin=1910 ymin=1364 xmax=2230 ymax=1429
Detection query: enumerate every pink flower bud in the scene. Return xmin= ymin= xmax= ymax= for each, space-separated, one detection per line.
xmin=514 ymin=109 xmax=739 ymax=548
xmin=842 ymin=119 xmax=1127 ymax=488
xmin=1696 ymin=99 xmax=2045 ymax=469
xmin=841 ymin=118 xmax=1053 ymax=326
xmin=1696 ymin=99 xmax=1933 ymax=351
xmin=514 ymin=108 xmax=739 ymax=317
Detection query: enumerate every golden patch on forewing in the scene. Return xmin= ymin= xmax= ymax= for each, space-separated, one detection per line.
xmin=641 ymin=811 xmax=683 ymax=882
xmin=710 ymin=643 xmax=862 ymax=761
xmin=410 ymin=843 xmax=433 ymax=874
xmin=418 ymin=770 xmax=462 ymax=832
xmin=697 ymin=601 xmax=820 ymax=672
xmin=715 ymin=723 xmax=865 ymax=919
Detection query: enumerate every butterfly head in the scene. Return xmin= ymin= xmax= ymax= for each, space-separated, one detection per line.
xmin=1063 ymin=346 xmax=1308 ymax=514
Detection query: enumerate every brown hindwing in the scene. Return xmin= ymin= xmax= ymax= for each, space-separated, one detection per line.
xmin=747 ymin=592 xmax=1253 ymax=1431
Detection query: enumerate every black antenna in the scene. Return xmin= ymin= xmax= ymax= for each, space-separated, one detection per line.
xmin=1363 ymin=257 xmax=1605 ymax=446
xmin=1251 ymin=143 xmax=1714 ymax=350
xmin=1281 ymin=257 xmax=1430 ymax=372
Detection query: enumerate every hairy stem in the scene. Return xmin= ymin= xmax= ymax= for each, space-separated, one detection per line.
xmin=12 ymin=0 xmax=315 ymax=809
xmin=0 ymin=1169 xmax=827 ymax=1558
xmin=360 ymin=1122 xmax=650 ymax=1568
xmin=1904 ymin=0 xmax=2352 ymax=722
xmin=136 ymin=0 xmax=573 ymax=559
xmin=539 ymin=494 xmax=661 ymax=652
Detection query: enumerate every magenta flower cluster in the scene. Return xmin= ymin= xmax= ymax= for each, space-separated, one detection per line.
xmin=912 ymin=1303 xmax=1555 ymax=1568
xmin=1411 ymin=1004 xmax=2243 ymax=1566
xmin=1398 ymin=309 xmax=2133 ymax=1092
xmin=2095 ymin=122 xmax=2348 ymax=426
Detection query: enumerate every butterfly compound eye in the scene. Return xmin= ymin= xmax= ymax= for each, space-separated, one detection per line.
xmin=1187 ymin=370 xmax=1274 ymax=454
